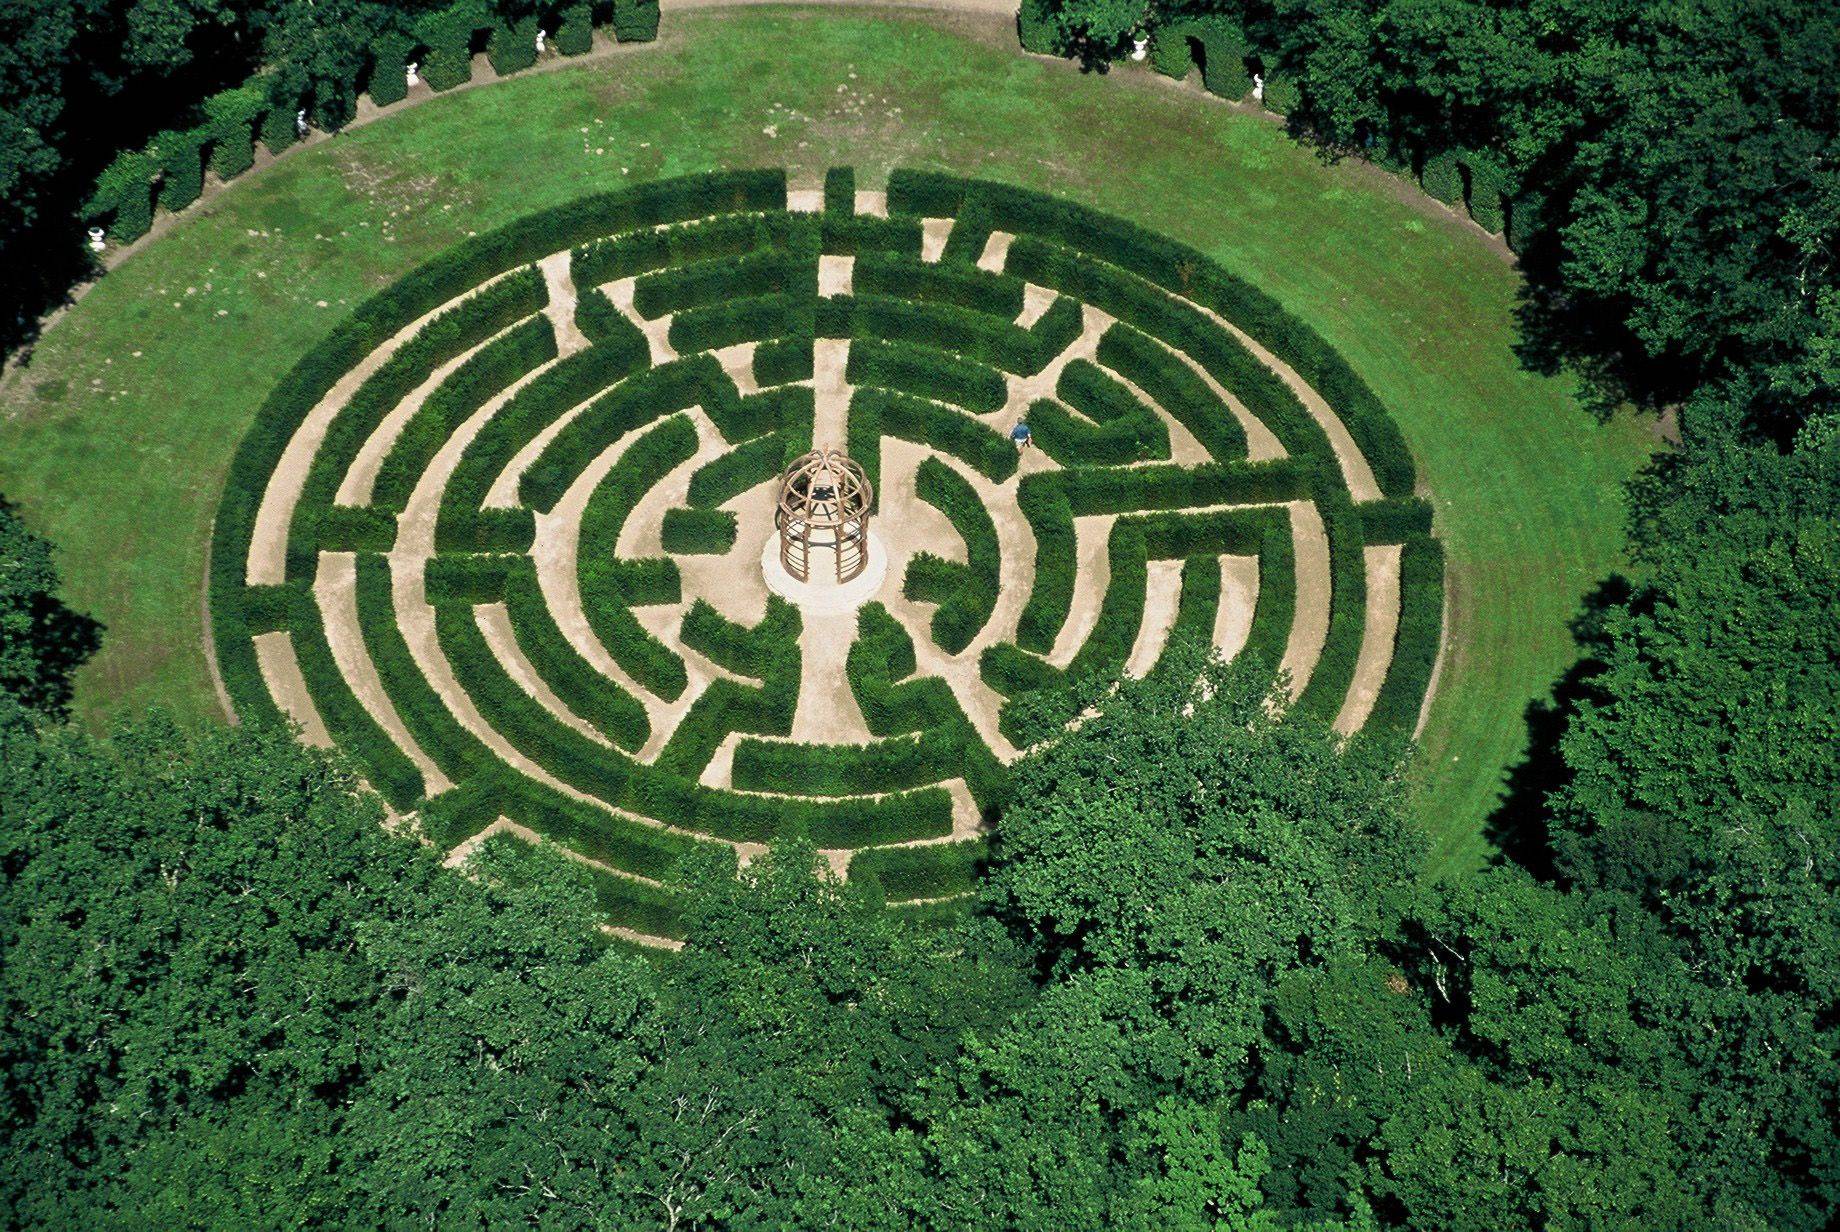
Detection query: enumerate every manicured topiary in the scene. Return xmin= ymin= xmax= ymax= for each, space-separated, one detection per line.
xmin=1420 ymin=150 xmax=1464 ymax=206
xmin=1017 ymin=0 xmax=1062 ymax=55
xmin=1508 ymin=190 xmax=1545 ymax=254
xmin=611 ymin=0 xmax=659 ymax=42
xmin=155 ymin=130 xmax=207 ymax=213
xmin=203 ymin=85 xmax=264 ymax=179
xmin=1191 ymin=17 xmax=1253 ymax=100
xmin=488 ymin=16 xmax=541 ymax=75
xmin=259 ymin=89 xmax=302 ymax=154
xmin=88 ymin=151 xmax=156 ymax=242
xmin=367 ymin=33 xmax=417 ymax=106
xmin=556 ymin=3 xmax=594 ymax=54
xmin=417 ymin=3 xmax=483 ymax=91
xmin=1460 ymin=148 xmax=1511 ymax=233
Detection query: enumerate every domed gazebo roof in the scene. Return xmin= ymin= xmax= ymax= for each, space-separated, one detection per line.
xmin=776 ymin=449 xmax=872 ymax=583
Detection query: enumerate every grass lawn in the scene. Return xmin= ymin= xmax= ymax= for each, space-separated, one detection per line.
xmin=0 ymin=6 xmax=1650 ymax=872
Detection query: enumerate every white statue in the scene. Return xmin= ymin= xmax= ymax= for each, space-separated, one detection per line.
xmin=1131 ymin=35 xmax=1149 ymax=61
xmin=406 ymin=61 xmax=419 ymax=87
xmin=535 ymin=29 xmax=546 ymax=53
xmin=1252 ymin=73 xmax=1265 ymax=101
xmin=295 ymin=108 xmax=309 ymax=138
xmin=87 ymin=226 xmax=107 ymax=253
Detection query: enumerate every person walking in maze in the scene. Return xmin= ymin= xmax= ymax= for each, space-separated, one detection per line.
xmin=1010 ymin=419 xmax=1032 ymax=450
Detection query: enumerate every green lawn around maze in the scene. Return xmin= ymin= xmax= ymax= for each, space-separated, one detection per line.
xmin=0 ymin=6 xmax=1650 ymax=873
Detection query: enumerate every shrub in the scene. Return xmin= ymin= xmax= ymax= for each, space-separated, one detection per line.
xmin=1294 ymin=496 xmax=1367 ymax=720
xmin=1507 ymin=190 xmax=1545 ymax=254
xmin=284 ymin=598 xmax=427 ymax=811
xmin=488 ymin=16 xmax=541 ymax=75
xmin=851 ymin=388 xmax=1018 ymax=481
xmin=851 ymin=839 xmax=987 ymax=902
xmin=500 ymin=563 xmax=650 ymax=750
xmin=1420 ymin=150 xmax=1464 ymax=206
xmin=669 ymin=293 xmax=816 ymax=354
xmin=1017 ymin=0 xmax=1064 ymax=56
xmin=1460 ymin=148 xmax=1511 ymax=233
xmin=754 ymin=334 xmax=815 ymax=384
xmin=1014 ymin=476 xmax=1075 ymax=652
xmin=611 ymin=0 xmax=660 ymax=42
xmin=1149 ymin=26 xmax=1195 ymax=78
xmin=1097 ymin=322 xmax=1248 ymax=460
xmin=1241 ymin=511 xmax=1295 ymax=669
xmin=904 ymin=458 xmax=1000 ymax=654
xmin=1192 ymin=17 xmax=1253 ymax=99
xmin=824 ymin=166 xmax=855 ymax=215
xmin=521 ymin=355 xmax=737 ymax=511
xmin=433 ymin=602 xmax=634 ymax=805
xmin=88 ymin=151 xmax=156 ymax=242
xmin=1362 ymin=533 xmax=1444 ymax=739
xmin=423 ymin=554 xmax=511 ymax=605
xmin=1028 ymin=359 xmax=1169 ymax=466
xmin=203 ymin=84 xmax=264 ymax=179
xmin=556 ymin=3 xmax=594 ymax=54
xmin=854 ymin=254 xmax=1025 ymax=318
xmin=846 ymin=338 xmax=1006 ymax=412
xmin=637 ymin=245 xmax=816 ymax=317
xmin=416 ymin=4 xmax=482 ymax=91
xmin=351 ymin=553 xmax=497 ymax=783
xmin=367 ymin=33 xmax=416 ymax=106
xmin=577 ymin=419 xmax=698 ymax=699
xmin=372 ymin=314 xmax=558 ymax=512
xmin=661 ymin=507 xmax=737 ymax=554
xmin=155 ymin=130 xmax=206 ymax=213
xmin=1262 ymin=72 xmax=1301 ymax=115
xmin=687 ymin=432 xmax=788 ymax=508
xmin=822 ymin=212 xmax=925 ymax=258
xmin=259 ymin=86 xmax=304 ymax=154
xmin=1359 ymin=497 xmax=1434 ymax=543
xmin=731 ymin=730 xmax=961 ymax=797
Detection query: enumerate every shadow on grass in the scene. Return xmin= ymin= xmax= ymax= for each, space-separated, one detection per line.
xmin=1482 ymin=574 xmax=1633 ymax=879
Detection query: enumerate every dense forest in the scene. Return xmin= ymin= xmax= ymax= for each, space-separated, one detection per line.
xmin=4 ymin=0 xmax=1838 ymax=1227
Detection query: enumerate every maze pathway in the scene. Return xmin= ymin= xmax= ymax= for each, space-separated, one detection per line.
xmin=209 ymin=168 xmax=1447 ymax=943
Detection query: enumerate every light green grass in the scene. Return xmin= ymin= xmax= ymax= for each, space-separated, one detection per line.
xmin=0 ymin=7 xmax=1650 ymax=871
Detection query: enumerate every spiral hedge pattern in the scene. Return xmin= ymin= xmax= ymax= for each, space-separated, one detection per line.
xmin=210 ymin=167 xmax=1445 ymax=941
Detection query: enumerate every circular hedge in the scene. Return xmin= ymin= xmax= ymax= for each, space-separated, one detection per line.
xmin=209 ymin=166 xmax=1443 ymax=940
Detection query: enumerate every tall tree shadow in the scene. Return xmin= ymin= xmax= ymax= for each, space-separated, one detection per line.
xmin=1483 ymin=575 xmax=1633 ymax=879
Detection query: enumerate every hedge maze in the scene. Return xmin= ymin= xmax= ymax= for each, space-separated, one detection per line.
xmin=211 ymin=168 xmax=1444 ymax=943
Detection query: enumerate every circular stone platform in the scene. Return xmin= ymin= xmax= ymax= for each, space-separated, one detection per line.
xmin=760 ymin=527 xmax=891 ymax=615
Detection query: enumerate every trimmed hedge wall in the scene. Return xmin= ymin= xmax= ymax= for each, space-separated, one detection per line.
xmin=521 ymin=355 xmax=738 ymax=512
xmin=903 ymin=458 xmax=1000 ymax=654
xmin=1028 ymin=359 xmax=1169 ymax=466
xmin=371 ymin=313 xmax=558 ymax=512
xmin=854 ymin=254 xmax=1026 ymax=318
xmin=577 ymin=417 xmax=697 ymax=700
xmin=849 ymin=388 xmax=1019 ymax=482
xmin=847 ymin=338 xmax=1007 ymax=413
xmin=438 ymin=330 xmax=649 ymax=552
xmin=1364 ymin=534 xmax=1444 ymax=739
xmin=887 ymin=169 xmax=1417 ymax=498
xmin=501 ymin=563 xmax=649 ymax=750
xmin=850 ymin=838 xmax=987 ymax=902
xmin=661 ymin=507 xmax=738 ymax=554
xmin=1293 ymin=495 xmax=1368 ymax=721
xmin=1097 ymin=322 xmax=1248 ymax=460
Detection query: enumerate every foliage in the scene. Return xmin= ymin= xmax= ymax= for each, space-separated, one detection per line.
xmin=0 ymin=496 xmax=100 ymax=720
